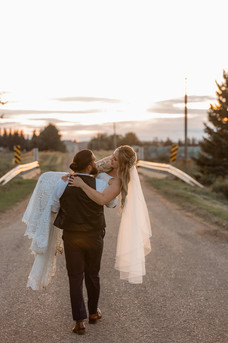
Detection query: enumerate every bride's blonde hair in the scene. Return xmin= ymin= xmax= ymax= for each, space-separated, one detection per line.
xmin=116 ymin=145 xmax=137 ymax=208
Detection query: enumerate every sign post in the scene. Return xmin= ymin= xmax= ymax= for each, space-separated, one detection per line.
xmin=170 ymin=144 xmax=179 ymax=163
xmin=14 ymin=145 xmax=21 ymax=164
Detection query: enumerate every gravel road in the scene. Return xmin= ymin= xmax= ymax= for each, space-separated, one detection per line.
xmin=0 ymin=179 xmax=227 ymax=343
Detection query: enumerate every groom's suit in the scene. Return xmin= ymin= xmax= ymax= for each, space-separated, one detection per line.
xmin=51 ymin=173 xmax=116 ymax=322
xmin=54 ymin=175 xmax=105 ymax=232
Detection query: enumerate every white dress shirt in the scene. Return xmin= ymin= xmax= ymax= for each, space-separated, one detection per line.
xmin=51 ymin=173 xmax=118 ymax=213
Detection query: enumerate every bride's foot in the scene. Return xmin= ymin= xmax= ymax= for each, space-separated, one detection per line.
xmin=72 ymin=320 xmax=86 ymax=335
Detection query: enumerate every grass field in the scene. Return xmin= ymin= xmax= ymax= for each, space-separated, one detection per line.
xmin=0 ymin=178 xmax=37 ymax=212
xmin=145 ymin=176 xmax=228 ymax=230
xmin=0 ymin=151 xmax=15 ymax=177
xmin=93 ymin=150 xmax=113 ymax=160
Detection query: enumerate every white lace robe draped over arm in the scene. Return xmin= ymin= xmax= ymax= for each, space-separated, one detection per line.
xmin=23 ymin=172 xmax=66 ymax=290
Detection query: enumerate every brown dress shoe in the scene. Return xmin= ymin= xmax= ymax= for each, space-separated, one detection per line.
xmin=89 ymin=308 xmax=102 ymax=324
xmin=72 ymin=321 xmax=86 ymax=335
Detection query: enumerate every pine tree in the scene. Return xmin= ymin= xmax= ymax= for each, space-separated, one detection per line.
xmin=121 ymin=132 xmax=141 ymax=146
xmin=194 ymin=70 xmax=228 ymax=181
xmin=38 ymin=123 xmax=66 ymax=152
xmin=2 ymin=128 xmax=8 ymax=148
xmin=31 ymin=130 xmax=39 ymax=149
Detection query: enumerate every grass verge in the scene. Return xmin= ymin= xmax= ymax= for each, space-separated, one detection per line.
xmin=0 ymin=151 xmax=70 ymax=213
xmin=38 ymin=151 xmax=70 ymax=172
xmin=0 ymin=179 xmax=37 ymax=212
xmin=0 ymin=152 xmax=14 ymax=177
xmin=144 ymin=176 xmax=228 ymax=230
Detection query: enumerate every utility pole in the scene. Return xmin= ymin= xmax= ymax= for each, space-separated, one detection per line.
xmin=113 ymin=122 xmax=117 ymax=149
xmin=184 ymin=77 xmax=188 ymax=169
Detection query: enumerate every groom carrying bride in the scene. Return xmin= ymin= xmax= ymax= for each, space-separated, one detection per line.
xmin=24 ymin=145 xmax=151 ymax=335
xmin=51 ymin=149 xmax=118 ymax=335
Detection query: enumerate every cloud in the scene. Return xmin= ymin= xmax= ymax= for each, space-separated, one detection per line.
xmin=117 ymin=117 xmax=204 ymax=142
xmin=55 ymin=114 xmax=207 ymax=142
xmin=1 ymin=114 xmax=206 ymax=142
xmin=148 ymin=95 xmax=216 ymax=115
xmin=53 ymin=96 xmax=122 ymax=103
xmin=1 ymin=109 xmax=102 ymax=117
xmin=0 ymin=121 xmax=18 ymax=128
xmin=1 ymin=94 xmax=212 ymax=141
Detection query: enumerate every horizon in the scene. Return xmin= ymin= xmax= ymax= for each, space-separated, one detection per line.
xmin=0 ymin=93 xmax=218 ymax=142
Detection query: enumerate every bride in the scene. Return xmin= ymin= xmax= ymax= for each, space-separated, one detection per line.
xmin=23 ymin=145 xmax=151 ymax=290
xmin=69 ymin=145 xmax=152 ymax=282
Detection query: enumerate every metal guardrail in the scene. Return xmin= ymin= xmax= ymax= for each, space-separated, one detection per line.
xmin=137 ymin=160 xmax=204 ymax=188
xmin=0 ymin=159 xmax=203 ymax=189
xmin=0 ymin=161 xmax=40 ymax=185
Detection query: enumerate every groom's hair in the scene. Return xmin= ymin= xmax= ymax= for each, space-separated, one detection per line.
xmin=69 ymin=149 xmax=93 ymax=172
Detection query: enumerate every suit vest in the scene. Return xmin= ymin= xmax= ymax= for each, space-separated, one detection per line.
xmin=54 ymin=175 xmax=106 ymax=232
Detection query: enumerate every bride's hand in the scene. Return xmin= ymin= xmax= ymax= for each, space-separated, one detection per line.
xmin=62 ymin=173 xmax=71 ymax=182
xmin=97 ymin=156 xmax=112 ymax=172
xmin=68 ymin=176 xmax=85 ymax=188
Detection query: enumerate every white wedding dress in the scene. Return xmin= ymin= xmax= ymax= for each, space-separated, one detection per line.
xmin=23 ymin=161 xmax=152 ymax=290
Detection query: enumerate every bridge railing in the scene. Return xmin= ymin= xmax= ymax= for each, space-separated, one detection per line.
xmin=0 ymin=161 xmax=40 ymax=185
xmin=0 ymin=159 xmax=204 ymax=188
xmin=137 ymin=160 xmax=204 ymax=188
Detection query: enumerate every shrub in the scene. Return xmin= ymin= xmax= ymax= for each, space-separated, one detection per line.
xmin=211 ymin=178 xmax=228 ymax=198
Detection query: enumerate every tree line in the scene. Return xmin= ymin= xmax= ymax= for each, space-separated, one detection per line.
xmin=88 ymin=132 xmax=199 ymax=150
xmin=0 ymin=123 xmax=66 ymax=152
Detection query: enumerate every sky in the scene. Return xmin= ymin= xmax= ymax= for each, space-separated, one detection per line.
xmin=0 ymin=0 xmax=228 ymax=142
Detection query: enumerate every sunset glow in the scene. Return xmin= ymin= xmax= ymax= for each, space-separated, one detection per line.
xmin=0 ymin=0 xmax=228 ymax=141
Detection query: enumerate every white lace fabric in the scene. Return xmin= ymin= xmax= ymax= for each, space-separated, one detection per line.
xmin=26 ymin=213 xmax=63 ymax=290
xmin=23 ymin=172 xmax=66 ymax=252
xmin=23 ymin=172 xmax=66 ymax=290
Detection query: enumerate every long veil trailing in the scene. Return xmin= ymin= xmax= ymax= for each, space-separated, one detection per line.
xmin=115 ymin=166 xmax=152 ymax=284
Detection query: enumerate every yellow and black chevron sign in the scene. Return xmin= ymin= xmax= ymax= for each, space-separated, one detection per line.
xmin=14 ymin=145 xmax=21 ymax=164
xmin=170 ymin=144 xmax=179 ymax=163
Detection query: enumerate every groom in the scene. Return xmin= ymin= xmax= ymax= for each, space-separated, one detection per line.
xmin=51 ymin=149 xmax=117 ymax=335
